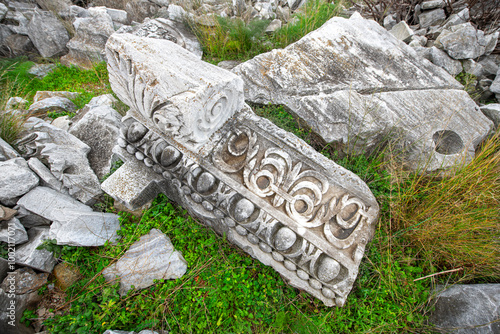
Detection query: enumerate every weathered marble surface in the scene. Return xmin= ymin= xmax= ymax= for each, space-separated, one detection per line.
xmin=232 ymin=14 xmax=494 ymax=172
xmin=103 ymin=32 xmax=380 ymax=307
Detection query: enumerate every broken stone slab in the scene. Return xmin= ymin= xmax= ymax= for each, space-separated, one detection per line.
xmin=490 ymin=68 xmax=500 ymax=96
xmin=15 ymin=227 xmax=56 ymax=273
xmin=421 ymin=0 xmax=444 ymax=10
xmin=116 ymin=18 xmax=203 ymax=59
xmin=232 ymin=14 xmax=493 ymax=172
xmin=17 ymin=186 xmax=92 ymax=223
xmin=69 ymin=104 xmax=123 ymax=179
xmin=0 ymin=217 xmax=28 ymax=245
xmin=28 ymin=64 xmax=56 ymax=78
xmin=28 ymin=97 xmax=76 ymax=114
xmin=0 ymin=137 xmax=20 ymax=162
xmin=49 ymin=211 xmax=120 ymax=247
xmin=101 ymin=151 xmax=167 ymax=210
xmin=0 ymin=268 xmax=48 ymax=334
xmin=103 ymin=228 xmax=187 ymax=296
xmin=435 ymin=23 xmax=499 ymax=60
xmin=389 ymin=21 xmax=413 ymax=43
xmin=15 ymin=205 xmax=51 ymax=229
xmin=60 ymin=6 xmax=115 ymax=69
xmin=480 ymin=104 xmax=500 ymax=128
xmin=426 ymin=46 xmax=463 ymax=76
xmin=106 ymin=8 xmax=129 ymax=26
xmin=27 ymin=158 xmax=66 ymax=193
xmin=0 ymin=158 xmax=39 ymax=202
xmin=429 ymin=284 xmax=500 ymax=333
xmin=418 ymin=8 xmax=446 ymax=28
xmin=105 ymin=33 xmax=244 ymax=153
xmin=16 ymin=118 xmax=102 ymax=204
xmin=27 ymin=9 xmax=70 ymax=58
xmin=3 ymin=33 xmax=36 ymax=57
xmin=33 ymin=91 xmax=80 ymax=103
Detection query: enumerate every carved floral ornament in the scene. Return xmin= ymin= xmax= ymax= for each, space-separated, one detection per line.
xmin=117 ymin=115 xmax=377 ymax=306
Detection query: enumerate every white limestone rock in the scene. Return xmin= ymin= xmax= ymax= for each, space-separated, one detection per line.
xmin=168 ymin=4 xmax=186 ymax=22
xmin=462 ymin=59 xmax=483 ymax=78
xmin=28 ymin=63 xmax=56 ymax=78
xmin=389 ymin=21 xmax=413 ymax=43
xmin=27 ymin=9 xmax=70 ymax=58
xmin=421 ymin=0 xmax=444 ymax=10
xmin=49 ymin=211 xmax=120 ymax=246
xmin=69 ymin=104 xmax=122 ymax=179
xmin=0 ymin=158 xmax=39 ymax=202
xmin=490 ymin=68 xmax=500 ymax=95
xmin=116 ymin=17 xmax=203 ymax=59
xmin=51 ymin=115 xmax=72 ymax=132
xmin=435 ymin=23 xmax=498 ymax=60
xmin=0 ymin=217 xmax=28 ymax=245
xmin=103 ymin=228 xmax=187 ymax=295
xmin=480 ymin=104 xmax=500 ymax=128
xmin=233 ymin=15 xmax=493 ymax=172
xmin=17 ymin=186 xmax=92 ymax=223
xmin=0 ymin=138 xmax=20 ymax=162
xmin=27 ymin=158 xmax=66 ymax=193
xmin=105 ymin=33 xmax=244 ymax=153
xmin=28 ymin=97 xmax=76 ymax=114
xmin=418 ymin=8 xmax=446 ymax=28
xmin=33 ymin=91 xmax=80 ymax=103
xmin=18 ymin=119 xmax=102 ymax=204
xmin=5 ymin=97 xmax=28 ymax=111
xmin=15 ymin=227 xmax=56 ymax=273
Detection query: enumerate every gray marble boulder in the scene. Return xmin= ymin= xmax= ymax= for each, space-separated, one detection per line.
xmin=27 ymin=157 xmax=66 ymax=193
xmin=0 ymin=217 xmax=28 ymax=245
xmin=17 ymin=186 xmax=92 ymax=223
xmin=233 ymin=14 xmax=493 ymax=172
xmin=418 ymin=8 xmax=446 ymax=28
xmin=15 ymin=227 xmax=56 ymax=272
xmin=429 ymin=284 xmax=500 ymax=333
xmin=103 ymin=228 xmax=187 ymax=296
xmin=435 ymin=23 xmax=499 ymax=60
xmin=0 ymin=158 xmax=39 ymax=202
xmin=17 ymin=118 xmax=102 ymax=204
xmin=49 ymin=211 xmax=120 ymax=247
xmin=27 ymin=9 xmax=70 ymax=58
xmin=69 ymin=104 xmax=123 ymax=179
xmin=28 ymin=96 xmax=76 ymax=115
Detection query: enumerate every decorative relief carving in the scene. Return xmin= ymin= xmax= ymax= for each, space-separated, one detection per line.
xmin=116 ymin=114 xmax=378 ymax=307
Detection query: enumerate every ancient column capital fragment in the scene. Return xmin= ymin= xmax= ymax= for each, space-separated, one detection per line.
xmin=103 ymin=34 xmax=380 ymax=307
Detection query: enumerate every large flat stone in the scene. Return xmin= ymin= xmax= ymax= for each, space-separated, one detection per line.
xmin=429 ymin=284 xmax=500 ymax=333
xmin=105 ymin=33 xmax=244 ymax=153
xmin=232 ymin=14 xmax=493 ymax=172
xmin=49 ymin=211 xmax=120 ymax=246
xmin=17 ymin=186 xmax=92 ymax=222
xmin=27 ymin=9 xmax=69 ymax=58
xmin=103 ymin=228 xmax=187 ymax=295
xmin=0 ymin=158 xmax=39 ymax=201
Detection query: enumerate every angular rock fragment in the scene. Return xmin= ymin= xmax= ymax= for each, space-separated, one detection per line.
xmin=28 ymin=96 xmax=76 ymax=114
xmin=106 ymin=33 xmax=244 ymax=152
xmin=429 ymin=284 xmax=500 ymax=334
xmin=49 ymin=211 xmax=120 ymax=246
xmin=480 ymin=104 xmax=500 ymax=128
xmin=0 ymin=217 xmax=28 ymax=245
xmin=233 ymin=15 xmax=493 ymax=172
xmin=15 ymin=227 xmax=56 ymax=272
xmin=0 ymin=137 xmax=20 ymax=162
xmin=69 ymin=104 xmax=123 ymax=179
xmin=103 ymin=229 xmax=187 ymax=295
xmin=17 ymin=119 xmax=102 ymax=204
xmin=389 ymin=21 xmax=413 ymax=42
xmin=116 ymin=18 xmax=203 ymax=59
xmin=418 ymin=8 xmax=446 ymax=28
xmin=0 ymin=205 xmax=16 ymax=221
xmin=27 ymin=9 xmax=70 ymax=58
xmin=33 ymin=91 xmax=80 ymax=103
xmin=17 ymin=186 xmax=92 ymax=222
xmin=0 ymin=158 xmax=39 ymax=201
xmin=104 ymin=33 xmax=380 ymax=307
xmin=27 ymin=158 xmax=66 ymax=193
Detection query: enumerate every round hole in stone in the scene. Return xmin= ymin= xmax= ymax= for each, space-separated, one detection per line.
xmin=256 ymin=176 xmax=270 ymax=190
xmin=432 ymin=130 xmax=464 ymax=155
xmin=294 ymin=200 xmax=308 ymax=214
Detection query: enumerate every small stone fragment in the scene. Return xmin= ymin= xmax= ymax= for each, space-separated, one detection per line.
xmin=53 ymin=263 xmax=82 ymax=290
xmin=27 ymin=158 xmax=66 ymax=193
xmin=0 ymin=158 xmax=39 ymax=202
xmin=0 ymin=205 xmax=16 ymax=221
xmin=389 ymin=21 xmax=413 ymax=42
xmin=266 ymin=19 xmax=282 ymax=33
xmin=421 ymin=0 xmax=444 ymax=10
xmin=15 ymin=227 xmax=57 ymax=272
xmin=103 ymin=228 xmax=187 ymax=296
xmin=33 ymin=91 xmax=80 ymax=103
xmin=418 ymin=8 xmax=446 ymax=28
xmin=480 ymin=104 xmax=500 ymax=128
xmin=0 ymin=217 xmax=28 ymax=245
xmin=28 ymin=63 xmax=56 ymax=78
xmin=0 ymin=137 xmax=20 ymax=162
xmin=5 ymin=97 xmax=28 ymax=111
xmin=28 ymin=97 xmax=76 ymax=114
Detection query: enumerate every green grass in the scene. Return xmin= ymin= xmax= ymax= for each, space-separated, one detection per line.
xmin=190 ymin=0 xmax=345 ymax=63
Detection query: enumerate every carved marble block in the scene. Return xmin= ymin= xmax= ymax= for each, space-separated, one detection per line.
xmin=103 ymin=34 xmax=380 ymax=307
xmin=106 ymin=33 xmax=245 ymax=153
